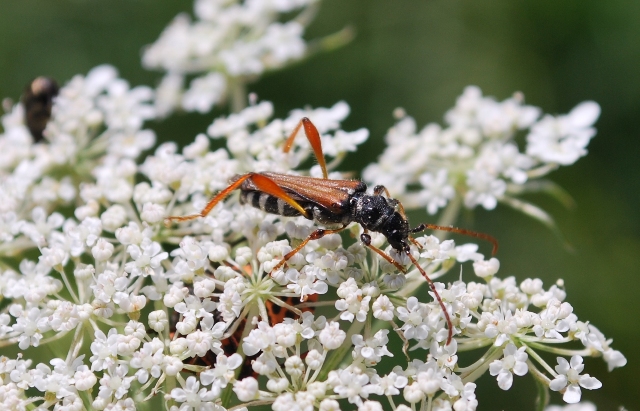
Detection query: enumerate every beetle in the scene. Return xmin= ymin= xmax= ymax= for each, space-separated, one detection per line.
xmin=22 ymin=76 xmax=59 ymax=143
xmin=165 ymin=117 xmax=497 ymax=344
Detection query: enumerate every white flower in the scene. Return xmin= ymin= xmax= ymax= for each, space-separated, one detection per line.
xmin=352 ymin=330 xmax=393 ymax=365
xmin=418 ymin=170 xmax=455 ymax=214
xmin=91 ymin=238 xmax=114 ymax=261
xmin=100 ymin=205 xmax=127 ymax=231
xmin=74 ymin=366 xmax=97 ymax=391
xmin=329 ymin=368 xmax=374 ymax=406
xmin=489 ymin=343 xmax=528 ymax=390
xmin=97 ymin=364 xmax=134 ymax=400
xmin=473 ymin=257 xmax=500 ymax=278
xmin=533 ymin=298 xmax=574 ymax=340
xmin=124 ymin=237 xmax=168 ymax=277
xmin=147 ymin=310 xmax=168 ymax=332
xmin=171 ymin=376 xmax=218 ymax=409
xmin=242 ymin=322 xmax=276 ymax=357
xmin=335 ymin=278 xmax=370 ymax=322
xmin=464 ymin=169 xmax=506 ymax=210
xmin=478 ymin=309 xmax=519 ymax=346
xmin=182 ymin=73 xmax=227 ymax=113
xmin=452 ymin=382 xmax=478 ymax=411
xmin=372 ymin=295 xmax=395 ymax=321
xmin=142 ymin=0 xmax=324 ymax=114
xmin=318 ymin=321 xmax=346 ymax=350
xmin=0 ymin=57 xmax=623 ymax=411
xmin=200 ymin=353 xmax=242 ymax=388
xmin=97 ymin=79 xmax=155 ymax=131
xmin=233 ymin=377 xmax=259 ymax=402
xmin=403 ymin=382 xmax=425 ymax=404
xmin=396 ymin=297 xmax=432 ymax=341
xmin=140 ymin=202 xmax=165 ymax=224
xmin=549 ymin=356 xmax=602 ymax=404
xmin=284 ymin=355 xmax=305 ymax=378
xmin=10 ymin=306 xmax=44 ymax=349
xmin=527 ymin=102 xmax=600 ymax=166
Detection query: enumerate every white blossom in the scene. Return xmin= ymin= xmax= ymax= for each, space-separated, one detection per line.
xmin=489 ymin=343 xmax=529 ymax=390
xmin=550 ymin=356 xmax=602 ymax=404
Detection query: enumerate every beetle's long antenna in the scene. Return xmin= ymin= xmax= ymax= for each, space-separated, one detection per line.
xmin=406 ymin=251 xmax=453 ymax=345
xmin=411 ymin=223 xmax=498 ymax=255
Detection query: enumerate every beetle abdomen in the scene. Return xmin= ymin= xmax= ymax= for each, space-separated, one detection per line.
xmin=240 ymin=191 xmax=302 ymax=217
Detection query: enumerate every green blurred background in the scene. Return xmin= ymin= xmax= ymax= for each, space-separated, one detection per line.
xmin=0 ymin=1 xmax=637 ymax=410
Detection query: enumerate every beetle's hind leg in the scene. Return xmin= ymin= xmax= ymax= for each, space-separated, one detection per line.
xmin=165 ymin=172 xmax=313 ymax=226
xmin=271 ymin=224 xmax=348 ymax=274
xmin=164 ymin=173 xmax=256 ymax=226
xmin=283 ymin=117 xmax=329 ymax=179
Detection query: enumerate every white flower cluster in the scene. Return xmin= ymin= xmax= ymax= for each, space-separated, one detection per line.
xmin=0 ymin=45 xmax=623 ymax=411
xmin=363 ymin=86 xmax=601 ymax=225
xmin=0 ymin=4 xmax=626 ymax=404
xmin=143 ymin=0 xmax=332 ymax=116
xmin=0 ymin=65 xmax=155 ymax=249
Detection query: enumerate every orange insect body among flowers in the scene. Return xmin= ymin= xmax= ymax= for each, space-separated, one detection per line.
xmin=166 ymin=117 xmax=498 ymax=345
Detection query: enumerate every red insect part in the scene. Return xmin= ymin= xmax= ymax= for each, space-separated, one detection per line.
xmin=166 ymin=117 xmax=498 ymax=345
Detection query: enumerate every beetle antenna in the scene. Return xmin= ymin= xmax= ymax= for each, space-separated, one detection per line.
xmin=411 ymin=223 xmax=498 ymax=255
xmin=406 ymin=251 xmax=453 ymax=345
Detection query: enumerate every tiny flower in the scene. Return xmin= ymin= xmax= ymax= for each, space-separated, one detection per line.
xmin=372 ymin=295 xmax=395 ymax=321
xmin=91 ymin=238 xmax=114 ymax=261
xmin=74 ymin=366 xmax=97 ymax=391
xmin=140 ymin=202 xmax=165 ymax=224
xmin=233 ymin=377 xmax=259 ymax=402
xmin=171 ymin=376 xmax=218 ymax=409
xmin=489 ymin=343 xmax=528 ymax=390
xmin=147 ymin=310 xmax=168 ymax=332
xmin=549 ymin=356 xmax=602 ymax=404
xmin=318 ymin=321 xmax=346 ymax=350
xmin=473 ymin=257 xmax=500 ymax=278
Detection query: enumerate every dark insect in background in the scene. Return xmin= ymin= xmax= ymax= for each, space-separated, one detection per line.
xmin=22 ymin=76 xmax=58 ymax=143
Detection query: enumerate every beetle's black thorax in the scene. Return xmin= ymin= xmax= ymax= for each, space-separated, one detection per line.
xmin=350 ymin=192 xmax=410 ymax=251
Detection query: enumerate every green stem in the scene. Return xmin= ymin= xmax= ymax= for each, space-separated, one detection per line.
xmin=66 ymin=324 xmax=85 ymax=362
xmin=523 ymin=343 xmax=557 ymax=377
xmin=526 ymin=341 xmax=591 ymax=357
xmin=455 ymin=337 xmax=494 ymax=352
xmin=534 ymin=377 xmax=551 ymax=411
xmin=54 ymin=265 xmax=79 ymax=304
xmin=459 ymin=345 xmax=502 ymax=382
xmin=230 ymin=80 xmax=247 ymax=113
xmin=434 ymin=195 xmax=462 ymax=241
xmin=316 ymin=320 xmax=364 ymax=381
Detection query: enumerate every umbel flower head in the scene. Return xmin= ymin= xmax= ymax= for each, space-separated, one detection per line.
xmin=143 ymin=0 xmax=352 ymax=116
xmin=363 ymin=86 xmax=601 ymax=230
xmin=0 ymin=64 xmax=625 ymax=411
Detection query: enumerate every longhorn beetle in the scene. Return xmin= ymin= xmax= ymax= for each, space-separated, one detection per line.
xmin=165 ymin=117 xmax=498 ymax=344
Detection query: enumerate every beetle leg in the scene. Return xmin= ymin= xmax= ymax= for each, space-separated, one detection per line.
xmin=271 ymin=224 xmax=348 ymax=274
xmin=408 ymin=236 xmax=423 ymax=249
xmin=411 ymin=223 xmax=498 ymax=256
xmin=164 ymin=173 xmax=255 ymax=225
xmin=373 ymin=185 xmax=390 ymax=197
xmin=165 ymin=172 xmax=313 ymax=226
xmin=283 ymin=117 xmax=329 ymax=179
xmin=360 ymin=232 xmax=407 ymax=274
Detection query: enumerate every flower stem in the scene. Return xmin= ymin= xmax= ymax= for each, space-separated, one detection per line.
xmin=435 ymin=195 xmax=462 ymax=240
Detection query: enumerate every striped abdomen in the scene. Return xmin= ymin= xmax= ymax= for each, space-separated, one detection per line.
xmin=240 ymin=191 xmax=305 ymax=217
